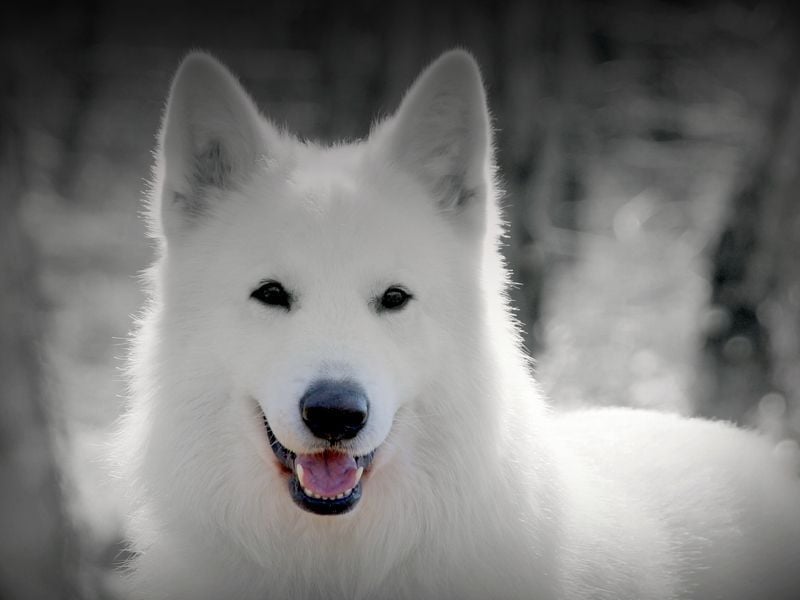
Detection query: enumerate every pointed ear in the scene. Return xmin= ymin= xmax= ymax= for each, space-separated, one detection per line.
xmin=155 ymin=52 xmax=271 ymax=236
xmin=375 ymin=50 xmax=492 ymax=215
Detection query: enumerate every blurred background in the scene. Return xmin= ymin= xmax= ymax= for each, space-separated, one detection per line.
xmin=2 ymin=0 xmax=800 ymax=597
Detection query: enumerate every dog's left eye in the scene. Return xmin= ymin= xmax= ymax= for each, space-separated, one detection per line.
xmin=378 ymin=286 xmax=412 ymax=312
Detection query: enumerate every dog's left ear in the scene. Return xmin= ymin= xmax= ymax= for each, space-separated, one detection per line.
xmin=375 ymin=50 xmax=491 ymax=217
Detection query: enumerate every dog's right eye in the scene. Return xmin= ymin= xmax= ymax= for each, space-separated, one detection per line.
xmin=251 ymin=281 xmax=292 ymax=310
xmin=378 ymin=286 xmax=412 ymax=312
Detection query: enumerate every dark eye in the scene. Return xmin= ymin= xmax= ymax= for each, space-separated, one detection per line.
xmin=251 ymin=281 xmax=292 ymax=310
xmin=378 ymin=286 xmax=412 ymax=312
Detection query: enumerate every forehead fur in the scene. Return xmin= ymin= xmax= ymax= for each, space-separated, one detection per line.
xmin=172 ymin=139 xmax=454 ymax=276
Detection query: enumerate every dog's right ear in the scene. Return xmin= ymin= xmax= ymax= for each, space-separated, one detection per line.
xmin=154 ymin=52 xmax=273 ymax=238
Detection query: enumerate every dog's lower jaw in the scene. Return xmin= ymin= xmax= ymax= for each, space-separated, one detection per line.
xmin=263 ymin=414 xmax=377 ymax=516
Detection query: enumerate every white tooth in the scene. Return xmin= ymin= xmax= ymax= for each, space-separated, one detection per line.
xmin=312 ymin=492 xmax=321 ymax=499
xmin=344 ymin=488 xmax=353 ymax=496
xmin=303 ymin=487 xmax=313 ymax=497
xmin=296 ymin=464 xmax=305 ymax=487
xmin=336 ymin=493 xmax=344 ymax=499
xmin=354 ymin=466 xmax=364 ymax=484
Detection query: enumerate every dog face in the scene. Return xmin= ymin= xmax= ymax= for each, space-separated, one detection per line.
xmin=147 ymin=50 xmax=493 ymax=520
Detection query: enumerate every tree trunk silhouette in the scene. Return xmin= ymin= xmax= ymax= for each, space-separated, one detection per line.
xmin=700 ymin=29 xmax=800 ymax=432
xmin=499 ymin=0 xmax=590 ymax=354
xmin=0 ymin=56 xmax=72 ymax=600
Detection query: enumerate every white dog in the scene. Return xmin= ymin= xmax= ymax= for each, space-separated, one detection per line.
xmin=118 ymin=49 xmax=800 ymax=599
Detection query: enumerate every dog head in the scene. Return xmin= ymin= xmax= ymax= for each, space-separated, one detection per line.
xmin=142 ymin=50 xmax=499 ymax=528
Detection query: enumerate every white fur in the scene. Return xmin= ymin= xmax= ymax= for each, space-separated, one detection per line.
xmin=118 ymin=50 xmax=800 ymax=599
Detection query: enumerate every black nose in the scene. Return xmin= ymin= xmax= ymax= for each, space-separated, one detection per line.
xmin=299 ymin=380 xmax=369 ymax=442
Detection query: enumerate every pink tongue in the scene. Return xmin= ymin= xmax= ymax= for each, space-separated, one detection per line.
xmin=296 ymin=450 xmax=358 ymax=497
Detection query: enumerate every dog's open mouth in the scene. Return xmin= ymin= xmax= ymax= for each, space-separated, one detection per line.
xmin=263 ymin=415 xmax=375 ymax=515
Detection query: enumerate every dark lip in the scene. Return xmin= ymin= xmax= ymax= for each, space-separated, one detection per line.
xmin=263 ymin=415 xmax=376 ymax=515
